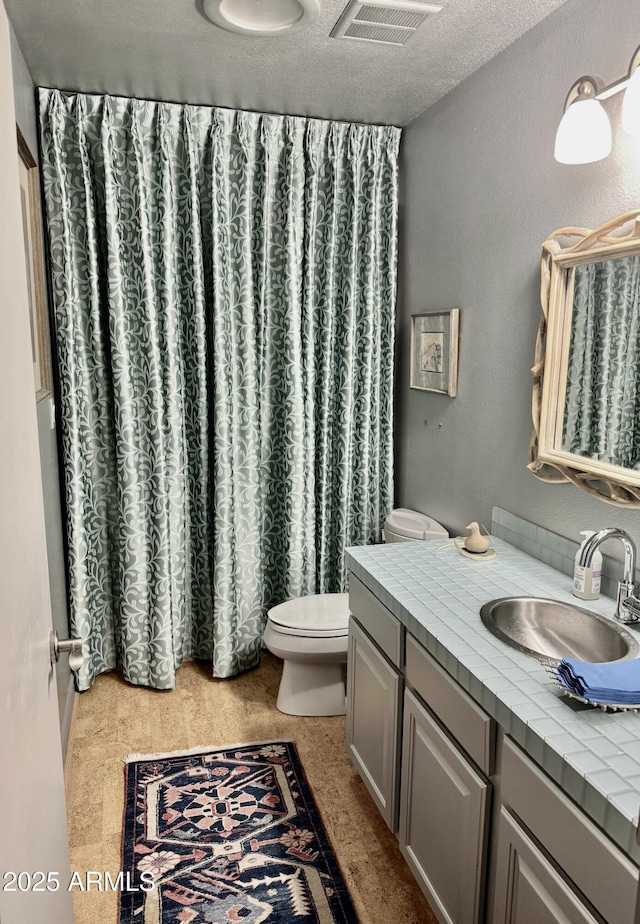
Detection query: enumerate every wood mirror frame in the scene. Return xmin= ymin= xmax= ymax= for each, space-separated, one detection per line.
xmin=528 ymin=209 xmax=640 ymax=507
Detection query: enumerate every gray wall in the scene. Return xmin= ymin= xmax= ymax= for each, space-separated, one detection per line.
xmin=9 ymin=23 xmax=73 ymax=753
xmin=396 ymin=0 xmax=640 ymax=554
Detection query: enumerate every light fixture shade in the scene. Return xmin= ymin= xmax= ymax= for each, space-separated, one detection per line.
xmin=203 ymin=0 xmax=320 ymax=35
xmin=554 ymin=97 xmax=612 ymax=164
xmin=622 ymin=67 xmax=640 ymax=135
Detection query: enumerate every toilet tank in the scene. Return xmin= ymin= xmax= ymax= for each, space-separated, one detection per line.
xmin=384 ymin=508 xmax=448 ymax=543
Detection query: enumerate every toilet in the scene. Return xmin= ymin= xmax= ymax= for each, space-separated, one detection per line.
xmin=263 ymin=593 xmax=350 ymax=716
xmin=383 ymin=507 xmax=449 ymax=543
xmin=263 ymin=509 xmax=448 ymax=716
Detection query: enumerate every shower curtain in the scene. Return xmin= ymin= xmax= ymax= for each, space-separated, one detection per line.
xmin=39 ymin=89 xmax=400 ymax=691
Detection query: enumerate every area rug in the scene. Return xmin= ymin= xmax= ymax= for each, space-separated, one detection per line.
xmin=120 ymin=741 xmax=359 ymax=923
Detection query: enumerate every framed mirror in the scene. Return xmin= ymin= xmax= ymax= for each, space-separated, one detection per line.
xmin=529 ymin=209 xmax=640 ymax=507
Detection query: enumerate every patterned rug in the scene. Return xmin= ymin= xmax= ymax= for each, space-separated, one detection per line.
xmin=120 ymin=741 xmax=359 ymax=923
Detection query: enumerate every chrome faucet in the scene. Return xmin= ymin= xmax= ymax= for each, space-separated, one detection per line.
xmin=579 ymin=528 xmax=640 ymax=623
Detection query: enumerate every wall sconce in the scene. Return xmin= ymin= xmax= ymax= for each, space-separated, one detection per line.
xmin=554 ymin=46 xmax=640 ymax=164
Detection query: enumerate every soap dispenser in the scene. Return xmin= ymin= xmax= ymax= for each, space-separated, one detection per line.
xmin=573 ymin=531 xmax=602 ymax=600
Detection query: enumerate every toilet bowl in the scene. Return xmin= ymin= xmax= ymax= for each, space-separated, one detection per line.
xmin=263 ymin=593 xmax=349 ymax=716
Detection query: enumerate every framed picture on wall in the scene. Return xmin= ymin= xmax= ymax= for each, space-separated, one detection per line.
xmin=410 ymin=309 xmax=459 ymax=396
xmin=17 ymin=125 xmax=51 ymax=401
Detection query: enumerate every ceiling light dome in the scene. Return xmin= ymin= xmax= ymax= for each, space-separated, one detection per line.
xmin=203 ymin=0 xmax=320 ymax=35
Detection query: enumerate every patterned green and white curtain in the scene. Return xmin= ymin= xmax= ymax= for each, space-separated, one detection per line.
xmin=562 ymin=256 xmax=640 ymax=468
xmin=39 ymin=89 xmax=399 ymax=691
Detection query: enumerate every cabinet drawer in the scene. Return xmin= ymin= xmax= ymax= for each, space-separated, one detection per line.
xmin=501 ymin=737 xmax=638 ymax=924
xmin=405 ymin=634 xmax=494 ymax=775
xmin=349 ymin=575 xmax=403 ymax=668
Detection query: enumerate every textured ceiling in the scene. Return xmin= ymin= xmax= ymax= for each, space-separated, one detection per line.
xmin=6 ymin=0 xmax=570 ymax=126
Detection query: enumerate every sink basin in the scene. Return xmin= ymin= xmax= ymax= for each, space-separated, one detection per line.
xmin=480 ymin=597 xmax=640 ymax=664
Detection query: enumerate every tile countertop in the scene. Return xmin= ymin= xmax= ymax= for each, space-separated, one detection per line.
xmin=345 ymin=536 xmax=640 ymax=864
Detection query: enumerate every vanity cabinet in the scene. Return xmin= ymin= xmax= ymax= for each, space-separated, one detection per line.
xmin=347 ymin=573 xmax=640 ymax=924
xmin=346 ymin=576 xmax=403 ymax=830
xmin=399 ymin=689 xmax=490 ymax=924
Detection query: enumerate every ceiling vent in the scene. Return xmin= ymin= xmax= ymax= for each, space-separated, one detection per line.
xmin=331 ymin=0 xmax=441 ymax=47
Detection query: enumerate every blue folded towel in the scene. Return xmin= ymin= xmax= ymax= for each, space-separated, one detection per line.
xmin=556 ymin=657 xmax=640 ymax=704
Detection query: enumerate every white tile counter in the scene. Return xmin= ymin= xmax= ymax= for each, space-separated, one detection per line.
xmin=345 ymin=537 xmax=640 ymax=863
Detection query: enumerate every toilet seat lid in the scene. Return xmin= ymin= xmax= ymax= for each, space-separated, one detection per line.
xmin=267 ymin=593 xmax=350 ymax=636
xmin=384 ymin=507 xmax=448 ymax=540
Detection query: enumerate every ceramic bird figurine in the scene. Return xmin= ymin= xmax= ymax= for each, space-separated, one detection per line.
xmin=464 ymin=521 xmax=490 ymax=554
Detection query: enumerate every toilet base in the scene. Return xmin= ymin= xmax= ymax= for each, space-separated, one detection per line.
xmin=276 ymin=660 xmax=346 ymax=716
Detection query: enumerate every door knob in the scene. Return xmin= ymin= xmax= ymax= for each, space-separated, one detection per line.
xmin=50 ymin=631 xmax=83 ymax=672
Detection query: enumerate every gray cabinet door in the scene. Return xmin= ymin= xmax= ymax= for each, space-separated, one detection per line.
xmin=491 ymin=808 xmax=600 ymax=924
xmin=399 ymin=689 xmax=490 ymax=924
xmin=346 ymin=617 xmax=402 ymax=830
